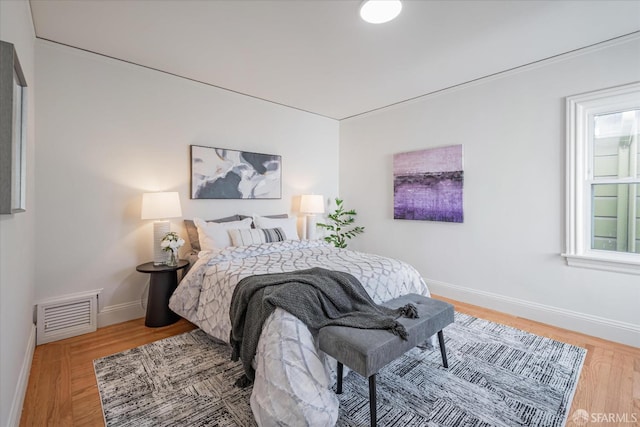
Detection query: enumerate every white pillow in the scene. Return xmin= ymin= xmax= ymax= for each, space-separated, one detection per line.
xmin=228 ymin=227 xmax=286 ymax=247
xmin=253 ymin=215 xmax=300 ymax=240
xmin=193 ymin=217 xmax=252 ymax=251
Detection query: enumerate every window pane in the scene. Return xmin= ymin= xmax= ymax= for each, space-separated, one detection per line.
xmin=593 ymin=110 xmax=639 ymax=179
xmin=591 ymin=183 xmax=640 ymax=253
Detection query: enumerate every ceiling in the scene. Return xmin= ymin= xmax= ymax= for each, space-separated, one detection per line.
xmin=29 ymin=0 xmax=640 ymax=120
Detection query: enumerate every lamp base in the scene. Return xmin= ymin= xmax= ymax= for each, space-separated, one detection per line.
xmin=153 ymin=220 xmax=170 ymax=265
xmin=306 ymin=214 xmax=317 ymax=240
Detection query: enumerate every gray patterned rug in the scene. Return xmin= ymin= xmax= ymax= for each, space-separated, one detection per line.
xmin=94 ymin=312 xmax=586 ymax=426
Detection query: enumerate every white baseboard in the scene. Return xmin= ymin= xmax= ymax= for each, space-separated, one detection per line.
xmin=427 ymin=278 xmax=640 ymax=348
xmin=7 ymin=324 xmax=36 ymax=427
xmin=98 ymin=300 xmax=145 ymax=328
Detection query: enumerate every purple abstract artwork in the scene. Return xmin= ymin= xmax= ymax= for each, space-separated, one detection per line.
xmin=393 ymin=145 xmax=464 ymax=222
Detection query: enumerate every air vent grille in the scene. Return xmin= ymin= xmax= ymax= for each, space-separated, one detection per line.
xmin=43 ymin=300 xmax=92 ymax=332
xmin=36 ymin=291 xmax=99 ymax=345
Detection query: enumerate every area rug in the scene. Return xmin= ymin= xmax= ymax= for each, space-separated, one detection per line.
xmin=94 ymin=312 xmax=586 ymax=426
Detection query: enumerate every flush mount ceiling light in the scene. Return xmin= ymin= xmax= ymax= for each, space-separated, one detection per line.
xmin=360 ymin=0 xmax=402 ymax=24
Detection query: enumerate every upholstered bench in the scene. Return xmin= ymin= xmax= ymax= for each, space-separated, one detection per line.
xmin=318 ymin=294 xmax=455 ymax=427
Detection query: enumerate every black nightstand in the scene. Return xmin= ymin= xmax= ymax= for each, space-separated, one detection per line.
xmin=136 ymin=260 xmax=189 ymax=327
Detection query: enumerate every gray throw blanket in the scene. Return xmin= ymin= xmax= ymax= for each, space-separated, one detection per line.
xmin=229 ymin=267 xmax=418 ymax=385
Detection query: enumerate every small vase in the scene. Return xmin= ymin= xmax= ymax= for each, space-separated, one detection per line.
xmin=166 ymin=250 xmax=178 ymax=267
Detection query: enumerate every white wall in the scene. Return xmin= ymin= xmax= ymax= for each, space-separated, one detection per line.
xmin=35 ymin=40 xmax=339 ymax=324
xmin=340 ymin=37 xmax=640 ymax=347
xmin=0 ymin=1 xmax=36 ymax=425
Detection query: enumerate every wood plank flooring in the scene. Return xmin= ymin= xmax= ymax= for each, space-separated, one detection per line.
xmin=19 ymin=296 xmax=640 ymax=426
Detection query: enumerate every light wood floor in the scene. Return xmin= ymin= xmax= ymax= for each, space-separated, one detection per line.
xmin=20 ymin=295 xmax=639 ymax=426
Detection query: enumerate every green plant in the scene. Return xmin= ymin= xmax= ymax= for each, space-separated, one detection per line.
xmin=317 ymin=198 xmax=365 ymax=248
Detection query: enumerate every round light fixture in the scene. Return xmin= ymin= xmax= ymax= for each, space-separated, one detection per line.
xmin=359 ymin=0 xmax=402 ymax=24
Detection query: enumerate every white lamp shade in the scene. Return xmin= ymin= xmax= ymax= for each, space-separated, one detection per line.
xmin=300 ymin=195 xmax=325 ymax=214
xmin=141 ymin=192 xmax=182 ymax=220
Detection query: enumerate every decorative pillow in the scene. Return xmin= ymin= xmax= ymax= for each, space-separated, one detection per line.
xmin=252 ymin=215 xmax=300 ymax=240
xmin=193 ymin=217 xmax=253 ymax=251
xmin=228 ymin=227 xmax=286 ymax=247
xmin=239 ymin=213 xmax=288 ymax=228
xmin=184 ymin=215 xmax=241 ymax=251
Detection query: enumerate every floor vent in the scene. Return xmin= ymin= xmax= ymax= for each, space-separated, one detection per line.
xmin=36 ymin=290 xmax=100 ymax=345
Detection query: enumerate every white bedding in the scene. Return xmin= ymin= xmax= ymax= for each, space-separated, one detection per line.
xmin=169 ymin=239 xmax=430 ymax=426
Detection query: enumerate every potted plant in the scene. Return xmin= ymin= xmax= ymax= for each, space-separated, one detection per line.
xmin=317 ymin=198 xmax=365 ymax=248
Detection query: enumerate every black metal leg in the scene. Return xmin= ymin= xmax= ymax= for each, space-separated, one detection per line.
xmin=438 ymin=330 xmax=448 ymax=368
xmin=369 ymin=374 xmax=377 ymax=427
xmin=337 ymin=362 xmax=343 ymax=394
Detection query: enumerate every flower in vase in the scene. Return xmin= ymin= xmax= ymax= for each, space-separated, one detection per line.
xmin=161 ymin=232 xmax=184 ymax=266
xmin=161 ymin=232 xmax=185 ymax=252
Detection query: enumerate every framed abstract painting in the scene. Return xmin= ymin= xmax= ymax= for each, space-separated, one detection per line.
xmin=393 ymin=145 xmax=464 ymax=223
xmin=190 ymin=145 xmax=282 ymax=199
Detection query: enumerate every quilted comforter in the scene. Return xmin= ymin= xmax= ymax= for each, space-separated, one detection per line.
xmin=169 ymin=239 xmax=430 ymax=426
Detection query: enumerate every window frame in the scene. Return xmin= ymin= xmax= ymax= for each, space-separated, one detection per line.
xmin=564 ymin=82 xmax=640 ymax=275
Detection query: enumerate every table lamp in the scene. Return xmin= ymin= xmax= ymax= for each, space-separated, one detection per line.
xmin=141 ymin=192 xmax=182 ymax=265
xmin=300 ymin=194 xmax=325 ymax=240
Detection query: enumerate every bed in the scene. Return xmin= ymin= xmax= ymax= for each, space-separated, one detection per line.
xmin=169 ymin=215 xmax=431 ymax=426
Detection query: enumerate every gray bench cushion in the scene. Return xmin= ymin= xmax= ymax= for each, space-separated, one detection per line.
xmin=318 ymin=294 xmax=454 ymax=378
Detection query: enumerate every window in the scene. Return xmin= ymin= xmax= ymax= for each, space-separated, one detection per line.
xmin=564 ymin=82 xmax=640 ymax=274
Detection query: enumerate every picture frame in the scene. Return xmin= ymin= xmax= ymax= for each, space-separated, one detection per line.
xmin=190 ymin=145 xmax=282 ymax=199
xmin=393 ymin=145 xmax=464 ymax=223
xmin=0 ymin=40 xmax=27 ymax=214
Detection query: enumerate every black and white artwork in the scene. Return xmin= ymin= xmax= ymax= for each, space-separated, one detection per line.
xmin=191 ymin=145 xmax=282 ymax=199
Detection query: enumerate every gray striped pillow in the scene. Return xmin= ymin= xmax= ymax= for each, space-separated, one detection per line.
xmin=228 ymin=227 xmax=286 ymax=247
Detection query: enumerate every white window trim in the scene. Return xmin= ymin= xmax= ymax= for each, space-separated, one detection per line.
xmin=563 ymin=82 xmax=640 ymax=275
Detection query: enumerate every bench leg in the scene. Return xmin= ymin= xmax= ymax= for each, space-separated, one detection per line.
xmin=438 ymin=330 xmax=448 ymax=368
xmin=337 ymin=362 xmax=343 ymax=394
xmin=369 ymin=374 xmax=376 ymax=427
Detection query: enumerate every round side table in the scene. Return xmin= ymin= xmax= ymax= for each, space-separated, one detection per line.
xmin=136 ymin=260 xmax=189 ymax=327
